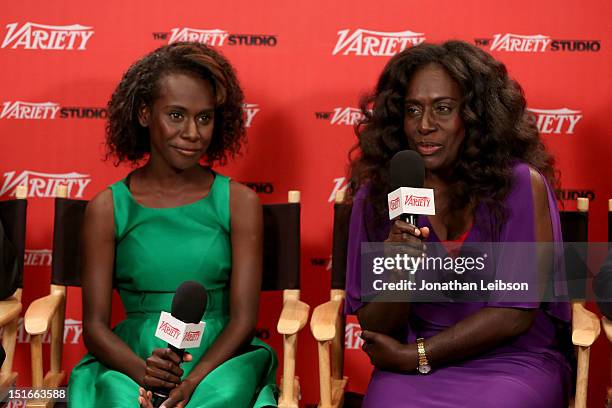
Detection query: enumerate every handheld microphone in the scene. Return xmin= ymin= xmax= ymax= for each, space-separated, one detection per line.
xmin=0 ymin=343 xmax=5 ymax=367
xmin=151 ymin=281 xmax=208 ymax=407
xmin=387 ymin=150 xmax=435 ymax=224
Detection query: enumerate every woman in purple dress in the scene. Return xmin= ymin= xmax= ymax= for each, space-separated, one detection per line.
xmin=345 ymin=41 xmax=572 ymax=407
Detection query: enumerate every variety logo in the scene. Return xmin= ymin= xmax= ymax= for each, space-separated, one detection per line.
xmin=475 ymin=33 xmax=600 ymax=52
xmin=329 ymin=177 xmax=348 ymax=203
xmin=1 ymin=101 xmax=107 ymax=120
xmin=345 ymin=322 xmax=364 ymax=350
xmin=404 ymin=195 xmax=430 ymax=207
xmin=2 ymin=22 xmax=94 ymax=50
xmin=1 ymin=171 xmax=92 ymax=198
xmin=556 ymin=189 xmax=595 ymax=202
xmin=315 ymin=107 xmax=365 ymax=126
xmin=389 ymin=197 xmax=400 ymax=211
xmin=243 ymin=103 xmax=260 ymax=128
xmin=24 ymin=249 xmax=52 ymax=267
xmin=158 ymin=320 xmax=181 ymax=339
xmin=528 ymin=108 xmax=582 ymax=135
xmin=182 ymin=330 xmax=201 ymax=342
xmin=333 ymin=28 xmax=425 ymax=56
xmin=168 ymin=28 xmax=228 ymax=46
xmin=1 ymin=101 xmax=59 ymax=119
xmin=388 ymin=187 xmax=436 ymax=219
xmin=153 ymin=28 xmax=277 ymax=47
xmin=16 ymin=318 xmax=82 ymax=344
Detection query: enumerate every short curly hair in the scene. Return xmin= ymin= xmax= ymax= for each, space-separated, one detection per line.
xmin=106 ymin=42 xmax=245 ymax=165
xmin=349 ymin=40 xmax=557 ymax=222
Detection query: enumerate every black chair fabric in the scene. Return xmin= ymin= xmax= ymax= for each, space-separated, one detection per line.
xmin=594 ymin=212 xmax=612 ymax=319
xmin=608 ymin=210 xmax=612 ymax=247
xmin=261 ymin=203 xmax=300 ymax=291
xmin=0 ymin=198 xmax=27 ymax=297
xmin=594 ymin=251 xmax=612 ymax=320
xmin=560 ymin=211 xmax=589 ymax=300
xmin=560 ymin=211 xmax=588 ymax=242
xmin=331 ymin=202 xmax=351 ymax=290
xmin=50 ymin=198 xmax=299 ymax=290
xmin=51 ymin=198 xmax=88 ymax=287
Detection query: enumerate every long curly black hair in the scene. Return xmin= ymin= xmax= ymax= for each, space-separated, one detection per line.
xmin=349 ymin=40 xmax=557 ymax=223
xmin=106 ymin=42 xmax=245 ymax=166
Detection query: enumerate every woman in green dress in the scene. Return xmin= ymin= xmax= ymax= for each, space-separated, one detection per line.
xmin=68 ymin=42 xmax=278 ymax=408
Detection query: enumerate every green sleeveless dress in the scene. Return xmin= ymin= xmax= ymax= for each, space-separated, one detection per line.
xmin=68 ymin=173 xmax=278 ymax=407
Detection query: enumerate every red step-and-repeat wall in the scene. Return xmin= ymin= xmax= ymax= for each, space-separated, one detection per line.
xmin=2 ymin=0 xmax=611 ymax=405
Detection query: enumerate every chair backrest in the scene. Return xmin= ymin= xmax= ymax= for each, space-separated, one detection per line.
xmin=608 ymin=199 xmax=612 ymax=245
xmin=331 ymin=200 xmax=352 ymax=290
xmin=0 ymin=194 xmax=27 ymax=295
xmin=52 ymin=188 xmax=302 ymax=290
xmin=559 ymin=198 xmax=589 ymax=300
xmin=594 ymin=199 xmax=612 ymax=319
xmin=261 ymin=202 xmax=301 ymax=291
xmin=51 ymin=197 xmax=88 ymax=287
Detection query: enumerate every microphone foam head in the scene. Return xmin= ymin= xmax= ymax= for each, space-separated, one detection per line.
xmin=389 ymin=150 xmax=425 ymax=190
xmin=171 ymin=281 xmax=208 ymax=323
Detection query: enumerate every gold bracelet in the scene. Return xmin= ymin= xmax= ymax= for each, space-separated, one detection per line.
xmin=416 ymin=337 xmax=431 ymax=374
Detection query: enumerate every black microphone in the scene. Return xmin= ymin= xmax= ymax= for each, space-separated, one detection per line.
xmin=151 ymin=281 xmax=207 ymax=407
xmin=388 ymin=150 xmax=431 ymax=225
xmin=0 ymin=342 xmax=5 ymax=367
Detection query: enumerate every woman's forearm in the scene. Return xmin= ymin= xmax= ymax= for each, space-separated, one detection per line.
xmin=357 ymin=301 xmax=411 ymax=338
xmin=184 ymin=317 xmax=255 ymax=385
xmin=422 ymin=307 xmax=535 ymax=367
xmin=84 ymin=322 xmax=146 ymax=385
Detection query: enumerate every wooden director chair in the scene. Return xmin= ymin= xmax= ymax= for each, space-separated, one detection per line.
xmin=310 ymin=190 xmax=351 ymax=408
xmin=603 ymin=198 xmax=612 ymax=406
xmin=0 ymin=185 xmax=27 ymax=393
xmin=560 ymin=197 xmax=601 ymax=408
xmin=308 ymin=193 xmax=601 ymax=408
xmin=24 ymin=187 xmax=309 ymax=408
xmin=264 ymin=191 xmax=310 ymax=408
xmin=24 ymin=185 xmax=87 ymax=407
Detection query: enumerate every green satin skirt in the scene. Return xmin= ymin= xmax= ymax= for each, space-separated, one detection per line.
xmin=68 ymin=289 xmax=278 ymax=407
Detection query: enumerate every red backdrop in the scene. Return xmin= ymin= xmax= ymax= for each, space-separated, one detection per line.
xmin=1 ymin=0 xmax=611 ymax=406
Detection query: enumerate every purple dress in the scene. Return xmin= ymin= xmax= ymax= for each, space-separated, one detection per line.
xmin=345 ymin=163 xmax=572 ymax=408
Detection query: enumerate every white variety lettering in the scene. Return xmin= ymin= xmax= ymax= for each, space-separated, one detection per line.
xmin=243 ymin=103 xmax=260 ymax=128
xmin=345 ymin=322 xmax=364 ymax=349
xmin=0 ymin=171 xmax=91 ymax=198
xmin=490 ymin=33 xmax=551 ymax=52
xmin=330 ymin=107 xmax=363 ymax=125
xmin=1 ymin=101 xmax=60 ymax=119
xmin=2 ymin=22 xmax=94 ymax=50
xmin=168 ymin=28 xmax=229 ymax=46
xmin=328 ymin=177 xmax=348 ymax=203
xmin=528 ymin=108 xmax=582 ymax=134
xmin=333 ymin=29 xmax=426 ymax=56
xmin=24 ymin=249 xmax=52 ymax=267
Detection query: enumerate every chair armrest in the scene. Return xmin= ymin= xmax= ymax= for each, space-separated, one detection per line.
xmin=310 ymin=299 xmax=343 ymax=342
xmin=277 ymin=299 xmax=310 ymax=335
xmin=603 ymin=317 xmax=612 ymax=342
xmin=572 ymin=302 xmax=601 ymax=347
xmin=0 ymin=297 xmax=22 ymax=327
xmin=24 ymin=293 xmax=64 ymax=335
